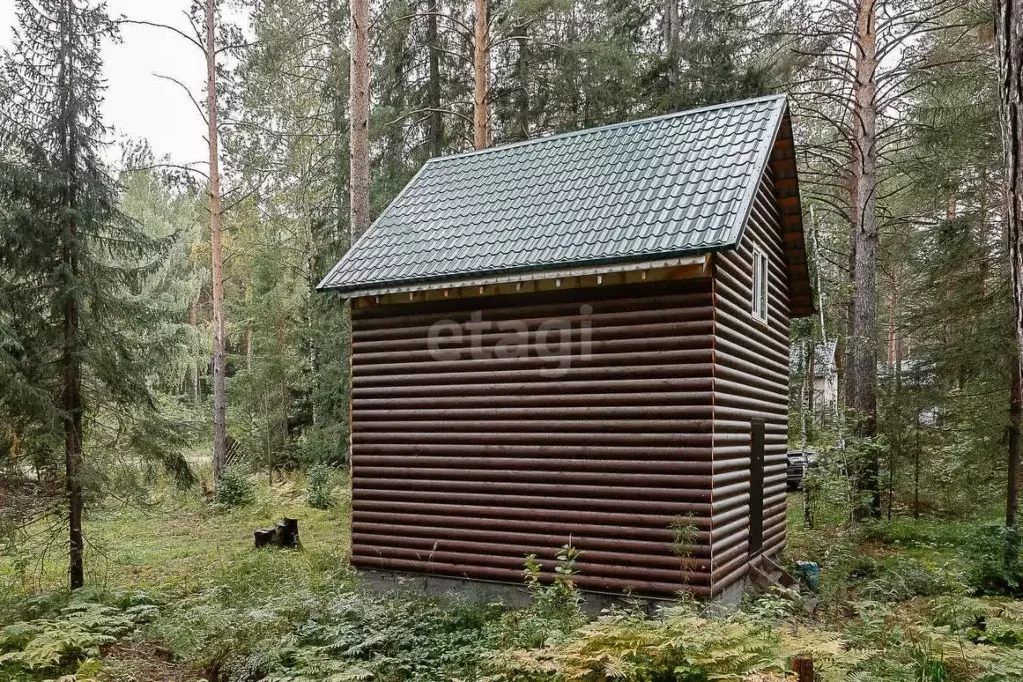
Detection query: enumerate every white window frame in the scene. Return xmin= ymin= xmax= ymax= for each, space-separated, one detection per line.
xmin=752 ymin=248 xmax=769 ymax=322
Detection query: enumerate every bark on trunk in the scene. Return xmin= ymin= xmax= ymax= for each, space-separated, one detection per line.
xmin=350 ymin=0 xmax=371 ymax=239
xmin=663 ymin=0 xmax=680 ymax=94
xmin=59 ymin=0 xmax=84 ymax=590
xmin=807 ymin=348 xmax=815 ymax=428
xmin=849 ymin=0 xmax=880 ymax=519
xmin=305 ymin=217 xmax=318 ymax=425
xmin=278 ymin=323 xmax=289 ymax=452
xmin=427 ymin=0 xmax=443 ymax=157
xmin=188 ymin=296 xmax=199 ymax=400
xmin=515 ymin=22 xmax=529 ymax=140
xmin=245 ymin=327 xmax=253 ymax=370
xmin=997 ymin=0 xmax=1023 ymax=533
xmin=327 ymin=0 xmax=348 ymax=248
xmin=914 ymin=407 xmax=921 ymax=519
xmin=207 ymin=0 xmax=228 ymax=488
xmin=64 ymin=285 xmax=83 ymax=591
xmin=1009 ymin=357 xmax=1021 ymax=530
xmin=800 ymin=342 xmax=812 ymax=528
xmin=887 ymin=274 xmax=897 ymax=369
xmin=473 ymin=0 xmax=489 ymax=149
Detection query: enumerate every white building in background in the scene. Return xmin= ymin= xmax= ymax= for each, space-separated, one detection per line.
xmin=792 ymin=340 xmax=839 ymax=425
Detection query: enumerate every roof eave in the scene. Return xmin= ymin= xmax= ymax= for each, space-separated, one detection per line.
xmin=320 ymin=252 xmax=716 ymax=299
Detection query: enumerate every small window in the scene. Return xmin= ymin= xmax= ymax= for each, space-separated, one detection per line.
xmin=752 ymin=248 xmax=768 ymax=322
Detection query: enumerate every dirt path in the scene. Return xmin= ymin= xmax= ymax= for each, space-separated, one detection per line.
xmin=99 ymin=638 xmax=191 ymax=682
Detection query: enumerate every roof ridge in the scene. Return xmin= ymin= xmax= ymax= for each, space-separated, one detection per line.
xmin=426 ymin=93 xmax=788 ymax=165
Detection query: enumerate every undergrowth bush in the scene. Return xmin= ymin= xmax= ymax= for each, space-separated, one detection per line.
xmin=257 ymin=591 xmax=504 ymax=682
xmin=305 ymin=465 xmax=335 ymax=510
xmin=500 ymin=544 xmax=586 ymax=649
xmin=215 ymin=468 xmax=255 ymax=507
xmin=857 ymin=556 xmax=967 ymax=602
xmin=962 ymin=525 xmax=1023 ymax=596
xmin=158 ymin=585 xmax=504 ymax=682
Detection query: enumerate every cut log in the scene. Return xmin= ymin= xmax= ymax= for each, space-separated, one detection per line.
xmin=254 ymin=528 xmax=277 ymax=548
xmin=255 ymin=518 xmax=300 ymax=549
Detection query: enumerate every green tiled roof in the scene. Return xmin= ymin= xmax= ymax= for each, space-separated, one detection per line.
xmin=318 ymin=95 xmax=790 ymax=296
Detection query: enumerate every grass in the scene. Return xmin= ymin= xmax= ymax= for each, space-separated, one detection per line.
xmin=3 ymin=468 xmax=1023 ymax=682
xmin=1 ymin=469 xmax=350 ymax=610
xmin=1 ymin=468 xmax=355 ymax=681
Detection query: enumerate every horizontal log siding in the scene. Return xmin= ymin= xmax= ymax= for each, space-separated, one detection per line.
xmin=351 ymin=280 xmax=716 ymax=596
xmin=711 ymin=168 xmax=792 ymax=596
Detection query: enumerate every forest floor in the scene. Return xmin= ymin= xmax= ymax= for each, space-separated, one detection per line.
xmin=3 ymin=473 xmax=1023 ymax=682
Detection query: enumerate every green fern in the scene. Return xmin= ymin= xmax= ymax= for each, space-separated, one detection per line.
xmin=0 ymin=600 xmax=144 ymax=676
xmin=488 ymin=610 xmax=784 ymax=682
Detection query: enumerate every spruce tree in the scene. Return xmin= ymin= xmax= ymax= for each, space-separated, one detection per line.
xmin=0 ymin=0 xmax=191 ymax=590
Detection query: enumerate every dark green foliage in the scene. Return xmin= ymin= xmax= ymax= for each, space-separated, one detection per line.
xmin=259 ymin=591 xmax=504 ymax=682
xmin=298 ymin=295 xmax=351 ymax=468
xmin=224 ymin=0 xmax=351 ymax=476
xmin=0 ymin=0 xmax=194 ymax=509
xmin=963 ymin=526 xmax=1023 ymax=596
xmin=646 ymin=0 xmax=786 ymax=113
xmin=215 ymin=468 xmax=255 ymax=508
xmin=154 ymin=580 xmax=505 ymax=682
xmin=305 ymin=465 xmax=335 ymax=509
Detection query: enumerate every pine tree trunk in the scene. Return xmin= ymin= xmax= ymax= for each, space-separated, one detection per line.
xmin=327 ymin=0 xmax=348 ymax=247
xmin=59 ymin=0 xmax=85 ymax=591
xmin=980 ymin=167 xmax=990 ymax=286
xmin=473 ymin=0 xmax=489 ymax=149
xmin=64 ymin=272 xmax=83 ymax=590
xmin=996 ymin=0 xmax=1023 ymax=534
xmin=807 ymin=349 xmax=815 ymax=432
xmin=328 ymin=0 xmax=354 ymax=466
xmin=800 ymin=342 xmax=812 ymax=527
xmin=515 ymin=22 xmax=529 ymax=140
xmin=849 ymin=0 xmax=880 ymax=519
xmin=278 ymin=323 xmax=289 ymax=456
xmin=207 ymin=0 xmax=228 ymax=488
xmin=1009 ymin=357 xmax=1021 ymax=529
xmin=245 ymin=328 xmax=253 ymax=370
xmin=350 ymin=0 xmax=371 ymax=239
xmin=887 ymin=275 xmax=897 ymax=369
xmin=663 ymin=0 xmax=680 ymax=94
xmin=427 ymin=0 xmax=443 ymax=157
xmin=188 ymin=296 xmax=199 ymax=400
xmin=914 ymin=407 xmax=921 ymax=519
xmin=305 ymin=217 xmax=319 ymax=426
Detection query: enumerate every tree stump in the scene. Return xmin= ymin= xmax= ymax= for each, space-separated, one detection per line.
xmin=254 ymin=528 xmax=277 ymax=548
xmin=276 ymin=517 xmax=299 ymax=548
xmin=792 ymin=654 xmax=815 ymax=682
xmin=254 ymin=517 xmax=299 ymax=548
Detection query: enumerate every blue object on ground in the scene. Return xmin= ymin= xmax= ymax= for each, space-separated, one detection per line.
xmin=794 ymin=561 xmax=820 ymax=592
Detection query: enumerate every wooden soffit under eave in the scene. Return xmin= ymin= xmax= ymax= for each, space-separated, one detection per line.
xmin=769 ymin=109 xmax=814 ymax=317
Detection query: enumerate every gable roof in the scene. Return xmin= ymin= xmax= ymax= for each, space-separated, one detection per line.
xmin=319 ymin=94 xmax=810 ymax=314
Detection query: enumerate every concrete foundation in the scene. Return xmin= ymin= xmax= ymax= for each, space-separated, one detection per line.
xmin=355 ymin=569 xmax=744 ymax=616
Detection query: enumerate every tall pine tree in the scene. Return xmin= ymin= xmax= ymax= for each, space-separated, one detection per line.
xmin=0 ymin=0 xmax=191 ymax=590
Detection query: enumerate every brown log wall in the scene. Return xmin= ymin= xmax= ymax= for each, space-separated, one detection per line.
xmin=351 ymin=279 xmax=717 ymax=596
xmin=711 ymin=167 xmax=792 ymax=596
xmin=348 ymin=167 xmax=793 ymax=599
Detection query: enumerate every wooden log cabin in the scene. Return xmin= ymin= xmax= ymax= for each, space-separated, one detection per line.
xmin=318 ymin=95 xmax=812 ymax=600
